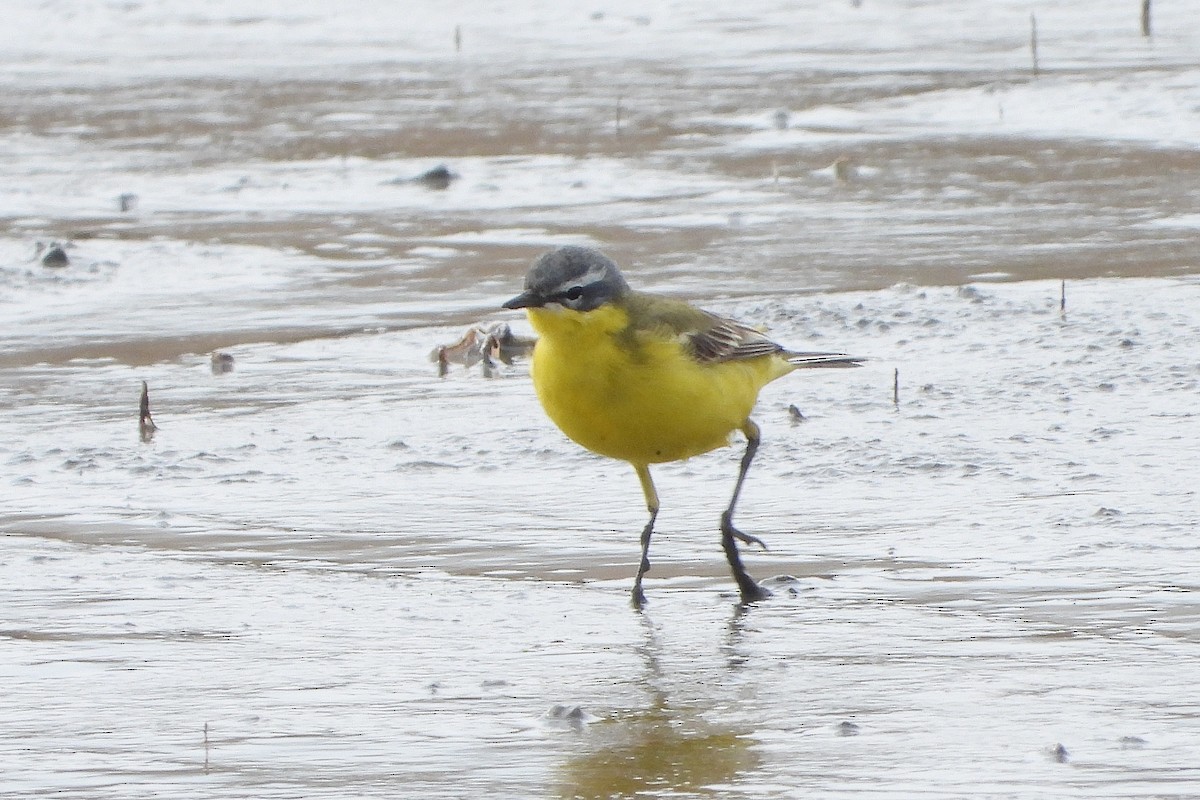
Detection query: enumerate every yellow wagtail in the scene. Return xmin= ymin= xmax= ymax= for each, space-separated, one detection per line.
xmin=503 ymin=246 xmax=861 ymax=607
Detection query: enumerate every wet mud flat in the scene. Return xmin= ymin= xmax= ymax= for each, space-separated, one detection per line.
xmin=4 ymin=277 xmax=1200 ymax=798
xmin=4 ymin=3 xmax=1200 ymax=316
xmin=3 ymin=1 xmax=1200 ymax=797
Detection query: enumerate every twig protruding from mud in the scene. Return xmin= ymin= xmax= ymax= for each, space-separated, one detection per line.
xmin=139 ymin=381 xmax=157 ymax=442
xmin=1030 ymin=13 xmax=1040 ymax=78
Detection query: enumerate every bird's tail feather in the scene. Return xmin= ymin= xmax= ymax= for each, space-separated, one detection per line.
xmin=784 ymin=351 xmax=865 ymax=369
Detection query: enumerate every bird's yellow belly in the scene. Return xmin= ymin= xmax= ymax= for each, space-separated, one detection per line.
xmin=528 ymin=308 xmax=776 ymax=465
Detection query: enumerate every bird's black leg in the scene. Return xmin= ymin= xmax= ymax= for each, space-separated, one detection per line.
xmin=720 ymin=420 xmax=771 ymax=604
xmin=632 ymin=464 xmax=660 ymax=609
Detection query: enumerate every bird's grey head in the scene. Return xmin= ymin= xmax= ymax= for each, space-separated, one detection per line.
xmin=503 ymin=246 xmax=630 ymax=313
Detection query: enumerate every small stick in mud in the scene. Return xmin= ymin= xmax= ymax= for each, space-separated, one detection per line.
xmin=1030 ymin=13 xmax=1040 ymax=78
xmin=893 ymin=368 xmax=900 ymax=407
xmin=204 ymin=722 xmax=210 ymax=773
xmin=1060 ymin=280 xmax=1066 ymax=317
xmin=454 ymin=24 xmax=462 ymax=52
xmin=615 ymin=93 xmax=623 ymax=135
xmin=139 ymin=381 xmax=157 ymax=442
xmin=1141 ymin=0 xmax=1152 ymax=38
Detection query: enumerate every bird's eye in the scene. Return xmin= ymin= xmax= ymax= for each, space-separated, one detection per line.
xmin=564 ymin=286 xmax=585 ymax=301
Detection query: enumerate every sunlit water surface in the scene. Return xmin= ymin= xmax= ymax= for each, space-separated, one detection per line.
xmin=3 ymin=1 xmax=1199 ymax=797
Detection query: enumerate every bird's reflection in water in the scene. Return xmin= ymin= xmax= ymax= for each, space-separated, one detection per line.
xmin=556 ymin=610 xmax=762 ymax=799
xmin=722 ymin=596 xmax=765 ymax=672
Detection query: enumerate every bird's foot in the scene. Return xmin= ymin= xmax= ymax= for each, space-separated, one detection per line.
xmin=720 ymin=513 xmax=769 ymax=551
xmin=720 ymin=513 xmax=771 ymax=604
xmin=632 ymin=552 xmax=651 ymax=609
xmin=737 ymin=579 xmax=772 ymax=605
xmin=733 ymin=529 xmax=769 ymax=550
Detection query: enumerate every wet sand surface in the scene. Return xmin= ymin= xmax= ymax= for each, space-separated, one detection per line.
xmin=3 ymin=2 xmax=1200 ymax=797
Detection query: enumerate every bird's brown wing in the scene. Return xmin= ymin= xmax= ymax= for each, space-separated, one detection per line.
xmin=686 ymin=315 xmax=785 ymax=364
xmin=695 ymin=320 xmax=863 ymax=368
xmin=621 ymin=292 xmax=784 ymax=364
xmin=622 ymin=291 xmax=862 ymax=368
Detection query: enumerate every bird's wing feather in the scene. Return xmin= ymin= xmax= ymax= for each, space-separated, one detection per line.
xmin=622 ymin=292 xmax=783 ymax=364
xmin=687 ymin=316 xmax=784 ymax=363
xmin=623 ymin=291 xmax=863 ymax=367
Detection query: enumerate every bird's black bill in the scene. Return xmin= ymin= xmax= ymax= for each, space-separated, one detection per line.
xmin=502 ymin=291 xmax=537 ymax=310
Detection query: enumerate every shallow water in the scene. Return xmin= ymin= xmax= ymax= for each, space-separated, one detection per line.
xmin=3 ymin=2 xmax=1200 ymax=797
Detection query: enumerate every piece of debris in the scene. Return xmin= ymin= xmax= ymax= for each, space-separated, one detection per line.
xmin=211 ymin=352 xmax=235 ymax=374
xmin=139 ymin=381 xmax=157 ymax=442
xmin=118 ymin=193 xmax=138 ymax=212
xmin=40 ymin=241 xmax=70 ymax=268
xmin=385 ymin=164 xmax=459 ymax=190
xmin=220 ymin=176 xmax=251 ymax=193
xmin=811 ymin=155 xmax=879 ymax=183
xmin=430 ymin=322 xmax=536 ymax=376
xmin=541 ymin=704 xmax=599 ymax=728
xmin=417 ymin=164 xmax=456 ymax=189
xmin=815 ymin=155 xmax=855 ymax=182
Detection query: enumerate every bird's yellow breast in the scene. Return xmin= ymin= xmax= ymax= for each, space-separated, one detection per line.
xmin=526 ymin=303 xmax=787 ymax=465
